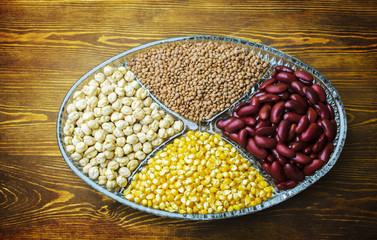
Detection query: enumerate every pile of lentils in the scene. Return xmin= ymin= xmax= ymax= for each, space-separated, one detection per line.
xmin=128 ymin=41 xmax=270 ymax=121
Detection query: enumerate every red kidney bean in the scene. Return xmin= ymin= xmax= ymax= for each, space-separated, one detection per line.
xmin=288 ymin=123 xmax=297 ymax=142
xmin=255 ymin=119 xmax=271 ymax=129
xmin=255 ymin=135 xmax=277 ymax=149
xmin=224 ymin=118 xmax=245 ymax=133
xmin=293 ymin=153 xmax=312 ymax=165
xmin=271 ymin=161 xmax=286 ymax=184
xmin=290 ymin=141 xmax=307 ymax=152
xmin=283 ymin=112 xmax=303 ymax=123
xmin=277 ymin=119 xmax=290 ymax=142
xmin=271 ymin=70 xmax=277 ymax=78
xmin=266 ymin=154 xmax=276 ymax=164
xmin=276 ymin=72 xmax=297 ymax=83
xmin=270 ymin=101 xmax=286 ymax=124
xmin=291 ymin=81 xmax=305 ymax=96
xmin=232 ymin=111 xmax=239 ymax=118
xmin=276 ymin=143 xmax=295 ymax=158
xmin=275 ymin=65 xmax=295 ymax=74
xmin=300 ymin=123 xmax=321 ymax=142
xmin=327 ymin=103 xmax=335 ymax=119
xmin=277 ymin=91 xmax=290 ymax=100
xmin=246 ymin=138 xmax=268 ymax=160
xmin=307 ymin=107 xmax=318 ymax=123
xmin=234 ymin=102 xmax=249 ymax=112
xmin=223 ymin=131 xmax=231 ymax=137
xmin=321 ymin=119 xmax=336 ymax=141
xmin=272 ymin=149 xmax=288 ymax=166
xmin=250 ymin=96 xmax=260 ymax=108
xmin=245 ymin=126 xmax=256 ymax=137
xmin=314 ymin=102 xmax=331 ymax=119
xmin=294 ymin=70 xmax=313 ymax=82
xmin=303 ymin=145 xmax=312 ymax=155
xmin=266 ymin=83 xmax=288 ymax=94
xmin=216 ymin=117 xmax=235 ymax=130
xmin=296 ymin=115 xmax=310 ymax=134
xmin=240 ymin=116 xmax=257 ymax=126
xmin=284 ymin=163 xmax=305 ymax=182
xmin=303 ymin=86 xmax=319 ymax=105
xmin=229 ymin=133 xmax=239 ymax=143
xmin=259 ymin=78 xmax=276 ymax=90
xmin=254 ymin=91 xmax=266 ymax=98
xmin=255 ymin=126 xmax=276 ymax=136
xmin=263 ymin=163 xmax=272 ymax=175
xmin=258 ymin=93 xmax=281 ymax=103
xmin=277 ymin=180 xmax=297 ymax=190
xmin=238 ymin=105 xmax=259 ymax=118
xmin=237 ymin=129 xmax=248 ymax=148
xmin=259 ymin=104 xmax=272 ymax=120
xmin=290 ymin=94 xmax=308 ymax=109
xmin=318 ymin=142 xmax=334 ymax=163
xmin=311 ymin=84 xmax=326 ymax=102
xmin=312 ymin=133 xmax=327 ymax=153
xmin=304 ymin=159 xmax=324 ymax=176
xmin=309 ymin=153 xmax=318 ymax=159
xmin=285 ymin=100 xmax=307 ymax=114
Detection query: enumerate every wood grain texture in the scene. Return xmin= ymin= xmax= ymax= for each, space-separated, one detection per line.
xmin=1 ymin=0 xmax=376 ymax=239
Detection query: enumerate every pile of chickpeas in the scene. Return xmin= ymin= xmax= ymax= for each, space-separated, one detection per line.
xmin=63 ymin=65 xmax=184 ymax=192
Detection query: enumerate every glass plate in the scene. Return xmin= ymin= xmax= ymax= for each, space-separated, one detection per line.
xmin=57 ymin=35 xmax=347 ymax=220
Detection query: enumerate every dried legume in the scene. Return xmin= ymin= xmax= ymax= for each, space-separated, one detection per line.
xmin=123 ymin=131 xmax=273 ymax=214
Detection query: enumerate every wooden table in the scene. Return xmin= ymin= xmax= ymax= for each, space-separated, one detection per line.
xmin=1 ymin=1 xmax=376 ymax=239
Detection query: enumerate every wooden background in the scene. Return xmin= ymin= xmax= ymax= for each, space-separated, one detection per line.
xmin=1 ymin=0 xmax=376 ymax=239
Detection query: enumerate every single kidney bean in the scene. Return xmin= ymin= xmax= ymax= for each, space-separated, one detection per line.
xmin=309 ymin=153 xmax=318 ymax=159
xmin=304 ymin=159 xmax=324 ymax=176
xmin=265 ymin=83 xmax=288 ymax=94
xmin=296 ymin=115 xmax=310 ymax=134
xmin=245 ymin=126 xmax=256 ymax=137
xmin=259 ymin=104 xmax=272 ymax=120
xmin=276 ymin=143 xmax=296 ymax=158
xmin=312 ymin=133 xmax=327 ymax=153
xmin=303 ymin=86 xmax=319 ymax=105
xmin=275 ymin=65 xmax=295 ymax=74
xmin=318 ymin=142 xmax=334 ymax=163
xmin=283 ymin=112 xmax=303 ymax=123
xmin=250 ymin=96 xmax=260 ymax=108
xmin=327 ymin=103 xmax=335 ymax=119
xmin=311 ymin=84 xmax=326 ymax=102
xmin=259 ymin=78 xmax=276 ymax=90
xmin=259 ymin=93 xmax=281 ymax=103
xmin=224 ymin=118 xmax=245 ymax=133
xmin=288 ymin=123 xmax=297 ymax=142
xmin=290 ymin=94 xmax=308 ymax=109
xmin=321 ymin=119 xmax=336 ymax=141
xmin=284 ymin=163 xmax=305 ymax=182
xmin=277 ymin=91 xmax=290 ymax=100
xmin=240 ymin=116 xmax=257 ymax=126
xmin=229 ymin=132 xmax=239 ymax=143
xmin=270 ymin=101 xmax=286 ymax=124
xmin=266 ymin=154 xmax=276 ymax=164
xmin=255 ymin=135 xmax=277 ymax=149
xmin=277 ymin=119 xmax=290 ymax=142
xmin=277 ymin=180 xmax=297 ymax=190
xmin=246 ymin=138 xmax=268 ymax=160
xmin=314 ymin=102 xmax=331 ymax=119
xmin=255 ymin=119 xmax=271 ymax=129
xmin=238 ymin=105 xmax=259 ymax=118
xmin=237 ymin=129 xmax=248 ymax=148
xmin=254 ymin=91 xmax=266 ymax=98
xmin=272 ymin=149 xmax=288 ymax=166
xmin=307 ymin=107 xmax=318 ymax=123
xmin=271 ymin=70 xmax=277 ymax=78
xmin=271 ymin=161 xmax=286 ymax=184
xmin=285 ymin=100 xmax=307 ymax=114
xmin=294 ymin=70 xmax=313 ymax=82
xmin=300 ymin=122 xmax=321 ymax=142
xmin=216 ymin=117 xmax=235 ymax=130
xmin=233 ymin=102 xmax=249 ymax=112
xmin=263 ymin=163 xmax=272 ymax=175
xmin=276 ymin=72 xmax=297 ymax=83
xmin=293 ymin=153 xmax=312 ymax=165
xmin=291 ymin=81 xmax=305 ymax=96
xmin=223 ymin=131 xmax=230 ymax=137
xmin=290 ymin=141 xmax=307 ymax=152
xmin=303 ymin=145 xmax=312 ymax=155
xmin=255 ymin=126 xmax=276 ymax=136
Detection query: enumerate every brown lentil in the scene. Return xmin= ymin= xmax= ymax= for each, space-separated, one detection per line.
xmin=128 ymin=41 xmax=269 ymax=121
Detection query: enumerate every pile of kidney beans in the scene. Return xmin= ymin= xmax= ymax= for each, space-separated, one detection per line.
xmin=217 ymin=65 xmax=337 ymax=190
